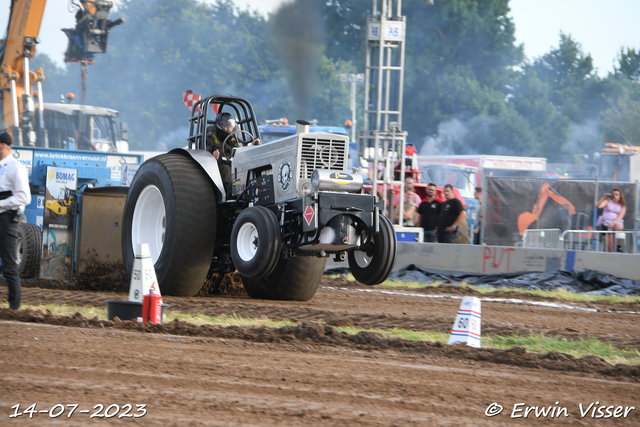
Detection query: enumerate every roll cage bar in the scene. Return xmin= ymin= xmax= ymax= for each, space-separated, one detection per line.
xmin=187 ymin=95 xmax=260 ymax=151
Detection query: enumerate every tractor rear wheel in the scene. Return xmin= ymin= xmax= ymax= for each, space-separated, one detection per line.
xmin=241 ymin=256 xmax=327 ymax=301
xmin=122 ymin=153 xmax=217 ymax=296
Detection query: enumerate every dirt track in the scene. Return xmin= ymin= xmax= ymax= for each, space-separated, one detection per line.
xmin=1 ymin=275 xmax=640 ymax=425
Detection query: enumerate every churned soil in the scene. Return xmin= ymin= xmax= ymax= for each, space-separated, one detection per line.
xmin=1 ymin=268 xmax=639 ymax=425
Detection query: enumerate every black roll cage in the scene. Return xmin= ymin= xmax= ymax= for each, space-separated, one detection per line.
xmin=187 ymin=95 xmax=261 ymax=151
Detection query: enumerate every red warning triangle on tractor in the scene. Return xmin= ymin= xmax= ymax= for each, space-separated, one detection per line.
xmin=303 ymin=205 xmax=315 ymax=226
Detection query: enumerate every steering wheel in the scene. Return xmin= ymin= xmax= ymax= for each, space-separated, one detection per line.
xmin=222 ymin=130 xmax=256 ymax=159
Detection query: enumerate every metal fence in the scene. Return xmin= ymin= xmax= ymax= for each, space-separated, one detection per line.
xmin=522 ymin=228 xmax=639 ymax=253
xmin=522 ymin=229 xmax=563 ymax=249
xmin=560 ymin=229 xmax=640 ymax=254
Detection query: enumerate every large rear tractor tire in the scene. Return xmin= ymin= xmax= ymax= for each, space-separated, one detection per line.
xmin=122 ymin=153 xmax=217 ymax=296
xmin=348 ymin=214 xmax=397 ymax=285
xmin=17 ymin=223 xmax=42 ymax=279
xmin=241 ymin=256 xmax=327 ymax=301
xmin=231 ymin=206 xmax=281 ymax=279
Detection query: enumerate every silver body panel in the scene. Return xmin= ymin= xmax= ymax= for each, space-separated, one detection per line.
xmin=232 ymin=132 xmax=349 ymax=204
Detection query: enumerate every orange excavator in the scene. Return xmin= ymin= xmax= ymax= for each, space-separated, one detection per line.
xmin=0 ymin=0 xmax=122 ymax=146
xmin=517 ymin=183 xmax=577 ymax=235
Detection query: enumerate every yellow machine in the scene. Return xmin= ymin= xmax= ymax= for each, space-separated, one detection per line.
xmin=0 ymin=0 xmax=123 ymax=146
xmin=0 ymin=0 xmax=46 ymax=138
xmin=45 ymin=188 xmax=75 ymax=218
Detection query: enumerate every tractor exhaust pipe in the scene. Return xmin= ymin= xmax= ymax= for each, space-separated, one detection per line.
xmin=296 ymin=119 xmax=310 ymax=134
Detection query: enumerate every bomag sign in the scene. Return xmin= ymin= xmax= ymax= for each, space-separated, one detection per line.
xmin=56 ymin=171 xmax=76 ymax=181
xmin=48 ymin=170 xmax=77 ymax=183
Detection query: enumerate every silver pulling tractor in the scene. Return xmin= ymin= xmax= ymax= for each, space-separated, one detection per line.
xmin=121 ymin=95 xmax=396 ymax=300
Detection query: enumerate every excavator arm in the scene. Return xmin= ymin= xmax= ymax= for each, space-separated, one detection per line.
xmin=517 ymin=183 xmax=576 ymax=235
xmin=0 ymin=0 xmax=47 ymax=135
xmin=0 ymin=0 xmax=123 ymax=146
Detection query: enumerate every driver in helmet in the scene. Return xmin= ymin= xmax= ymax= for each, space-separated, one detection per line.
xmin=206 ymin=112 xmax=260 ymax=198
xmin=207 ymin=112 xmax=260 ymax=158
xmin=207 ymin=113 xmax=236 ymax=158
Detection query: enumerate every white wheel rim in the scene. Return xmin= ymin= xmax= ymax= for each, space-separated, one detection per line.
xmin=132 ymin=185 xmax=166 ymax=264
xmin=353 ymin=230 xmax=372 ymax=268
xmin=236 ymin=222 xmax=259 ymax=262
xmin=353 ymin=250 xmax=372 ymax=268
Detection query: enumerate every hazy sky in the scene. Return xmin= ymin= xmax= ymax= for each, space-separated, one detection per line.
xmin=1 ymin=0 xmax=639 ymax=77
xmin=509 ymin=0 xmax=640 ymax=76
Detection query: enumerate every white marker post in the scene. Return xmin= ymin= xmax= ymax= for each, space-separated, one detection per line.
xmin=448 ymin=296 xmax=481 ymax=348
xmin=128 ymin=243 xmax=160 ymax=303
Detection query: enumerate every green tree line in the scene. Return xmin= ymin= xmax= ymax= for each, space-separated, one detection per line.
xmin=32 ymin=0 xmax=640 ymax=162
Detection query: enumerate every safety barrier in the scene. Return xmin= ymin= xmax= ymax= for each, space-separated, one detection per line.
xmin=560 ymin=229 xmax=640 ymax=254
xmin=522 ymin=229 xmax=563 ymax=249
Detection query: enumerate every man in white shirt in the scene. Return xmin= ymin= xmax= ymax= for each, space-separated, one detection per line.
xmin=0 ymin=131 xmax=31 ymax=310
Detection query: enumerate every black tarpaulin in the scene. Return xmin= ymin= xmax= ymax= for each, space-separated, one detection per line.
xmin=385 ymin=264 xmax=640 ymax=295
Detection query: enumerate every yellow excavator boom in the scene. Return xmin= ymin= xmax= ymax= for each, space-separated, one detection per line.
xmin=0 ymin=0 xmax=47 ymax=129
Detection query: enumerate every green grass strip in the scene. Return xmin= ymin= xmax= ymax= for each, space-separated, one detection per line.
xmin=488 ymin=333 xmax=640 ymax=366
xmin=377 ymin=279 xmax=640 ymax=304
xmin=4 ymin=302 xmax=639 ymax=365
xmin=335 ymin=325 xmax=640 ymax=365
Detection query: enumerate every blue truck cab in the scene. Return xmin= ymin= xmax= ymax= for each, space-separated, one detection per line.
xmin=258 ymin=119 xmax=347 ymax=144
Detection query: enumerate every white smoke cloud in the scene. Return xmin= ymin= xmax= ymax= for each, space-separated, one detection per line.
xmin=419 ymin=116 xmax=497 ymax=156
xmin=566 ymin=120 xmax=601 ymax=161
xmin=156 ymin=126 xmax=190 ymax=151
xmin=420 ymin=119 xmax=468 ymax=156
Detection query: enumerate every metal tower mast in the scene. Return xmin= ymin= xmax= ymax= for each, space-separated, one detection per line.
xmin=360 ymin=0 xmax=408 ymax=224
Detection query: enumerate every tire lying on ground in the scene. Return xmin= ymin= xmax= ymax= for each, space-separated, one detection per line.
xmin=121 ymin=153 xmax=217 ymax=296
xmin=17 ymin=223 xmax=42 ymax=279
xmin=241 ymin=256 xmax=327 ymax=301
xmin=348 ymin=214 xmax=397 ymax=285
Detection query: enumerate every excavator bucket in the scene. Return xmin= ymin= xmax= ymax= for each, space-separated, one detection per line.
xmin=63 ymin=2 xmax=124 ymax=63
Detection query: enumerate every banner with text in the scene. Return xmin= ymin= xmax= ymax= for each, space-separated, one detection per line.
xmin=40 ymin=167 xmax=78 ymax=280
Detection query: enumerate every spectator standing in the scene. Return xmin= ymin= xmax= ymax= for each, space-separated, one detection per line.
xmin=436 ymin=184 xmax=466 ymax=244
xmin=394 ymin=184 xmax=418 ymax=226
xmin=414 ymin=183 xmax=441 ymax=242
xmin=0 ymin=131 xmax=31 ymax=310
xmin=404 ymin=176 xmax=422 ymax=207
xmin=473 ymin=186 xmax=482 ymax=245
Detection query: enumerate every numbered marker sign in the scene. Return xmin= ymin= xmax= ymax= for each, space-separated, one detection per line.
xmin=448 ymin=297 xmax=481 ymax=348
xmin=367 ymin=21 xmax=405 ymax=41
xmin=128 ymin=243 xmax=160 ymax=303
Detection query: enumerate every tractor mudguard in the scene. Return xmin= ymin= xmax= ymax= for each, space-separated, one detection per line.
xmin=169 ymin=148 xmax=226 ymax=202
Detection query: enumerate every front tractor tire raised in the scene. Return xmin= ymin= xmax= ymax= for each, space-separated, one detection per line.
xmin=231 ymin=206 xmax=281 ymax=279
xmin=241 ymin=256 xmax=327 ymax=301
xmin=122 ymin=153 xmax=217 ymax=296
xmin=348 ymin=214 xmax=397 ymax=285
